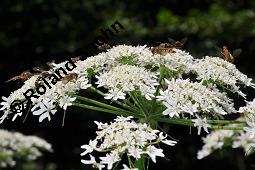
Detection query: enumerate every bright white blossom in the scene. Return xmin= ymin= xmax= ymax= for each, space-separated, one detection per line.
xmin=80 ymin=116 xmax=177 ymax=169
xmin=197 ymin=130 xmax=234 ymax=159
xmin=157 ymin=79 xmax=235 ymax=117
xmin=198 ymin=118 xmax=255 ymax=159
xmin=191 ymin=56 xmax=255 ymax=97
xmin=59 ymin=96 xmax=76 ymax=110
xmin=96 ymin=65 xmax=158 ymax=101
xmin=32 ymin=100 xmax=57 ymax=122
xmin=192 ymin=115 xmax=211 ymax=135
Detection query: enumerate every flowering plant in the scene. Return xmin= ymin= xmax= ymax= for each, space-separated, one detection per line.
xmin=1 ymin=44 xmax=255 ymax=169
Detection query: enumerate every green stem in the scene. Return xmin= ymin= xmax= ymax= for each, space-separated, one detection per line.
xmin=89 ymin=86 xmax=139 ymax=113
xmin=128 ymin=155 xmax=135 ymax=168
xmin=72 ymin=95 xmax=137 ymax=116
xmin=155 ymin=118 xmax=244 ymax=130
xmin=72 ymin=102 xmax=144 ymax=119
xmin=135 ymin=156 xmax=145 ymax=170
xmin=207 ymin=120 xmax=246 ymax=124
xmin=211 ymin=125 xmax=243 ymax=130
xmin=129 ymin=92 xmax=147 ymax=116
xmin=62 ymin=109 xmax=67 ymax=126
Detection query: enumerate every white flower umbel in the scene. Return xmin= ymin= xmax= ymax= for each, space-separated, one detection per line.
xmin=157 ymin=79 xmax=235 ymax=118
xmin=159 ymin=48 xmax=194 ymax=73
xmin=197 ymin=130 xmax=234 ymax=159
xmin=232 ymin=131 xmax=255 ymax=154
xmin=96 ymin=65 xmax=159 ymax=100
xmin=192 ymin=56 xmax=255 ymax=97
xmin=80 ymin=116 xmax=177 ymax=169
xmin=197 ymin=121 xmax=255 ymax=159
xmin=0 ymin=129 xmax=52 ymax=168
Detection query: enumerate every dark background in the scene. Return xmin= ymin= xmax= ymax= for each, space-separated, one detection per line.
xmin=1 ymin=0 xmax=255 ymax=169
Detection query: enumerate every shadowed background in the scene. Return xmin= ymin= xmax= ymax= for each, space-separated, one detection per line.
xmin=0 ymin=0 xmax=255 ymax=169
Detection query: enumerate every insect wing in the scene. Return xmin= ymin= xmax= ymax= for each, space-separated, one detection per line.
xmin=232 ymin=48 xmax=242 ymax=58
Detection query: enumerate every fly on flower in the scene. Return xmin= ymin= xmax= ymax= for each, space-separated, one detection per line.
xmin=46 ymin=60 xmax=56 ymax=68
xmin=150 ymin=43 xmax=176 ymax=55
xmin=32 ymin=67 xmax=52 ymax=86
xmin=150 ymin=37 xmax=187 ymax=55
xmin=216 ymin=46 xmax=242 ymax=63
xmin=61 ymin=73 xmax=78 ymax=84
xmin=71 ymin=56 xmax=81 ymax=63
xmin=5 ymin=70 xmax=34 ymax=83
xmin=167 ymin=37 xmax=187 ymax=49
xmin=96 ymin=40 xmax=111 ymax=51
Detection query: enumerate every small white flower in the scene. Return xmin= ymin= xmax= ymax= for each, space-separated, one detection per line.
xmin=145 ymin=145 xmax=164 ymax=163
xmin=81 ymin=154 xmax=105 ymax=170
xmin=81 ymin=140 xmax=97 ymax=156
xmin=159 ymin=132 xmax=178 ymax=146
xmin=32 ymin=100 xmax=57 ymax=122
xmin=0 ymin=96 xmax=12 ymax=111
xmin=104 ymin=89 xmax=126 ymax=100
xmin=0 ymin=113 xmax=8 ymax=124
xmin=192 ymin=115 xmax=211 ymax=135
xmin=59 ymin=96 xmax=76 ymax=110
xmin=94 ymin=121 xmax=108 ymax=129
xmin=99 ymin=152 xmax=120 ymax=169
xmin=77 ymin=77 xmax=91 ymax=89
xmin=81 ymin=154 xmax=95 ymax=164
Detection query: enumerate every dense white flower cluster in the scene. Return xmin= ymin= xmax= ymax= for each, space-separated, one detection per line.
xmin=197 ymin=119 xmax=255 ymax=159
xmin=0 ymin=129 xmax=52 ymax=168
xmin=0 ymin=45 xmax=196 ymax=123
xmin=157 ymin=79 xmax=235 ymax=118
xmin=197 ymin=130 xmax=234 ymax=159
xmin=80 ymin=116 xmax=177 ymax=169
xmin=96 ymin=65 xmax=159 ymax=100
xmin=191 ymin=56 xmax=255 ymax=97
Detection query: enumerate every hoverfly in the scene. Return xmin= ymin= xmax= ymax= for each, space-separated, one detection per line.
xmin=61 ymin=73 xmax=78 ymax=84
xmin=5 ymin=70 xmax=33 ymax=83
xmin=151 ymin=37 xmax=187 ymax=55
xmin=96 ymin=40 xmax=111 ymax=51
xmin=216 ymin=46 xmax=242 ymax=63
xmin=32 ymin=67 xmax=51 ymax=86
xmin=71 ymin=56 xmax=81 ymax=63
xmin=167 ymin=37 xmax=187 ymax=49
xmin=150 ymin=45 xmax=176 ymax=55
xmin=46 ymin=60 xmax=56 ymax=68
